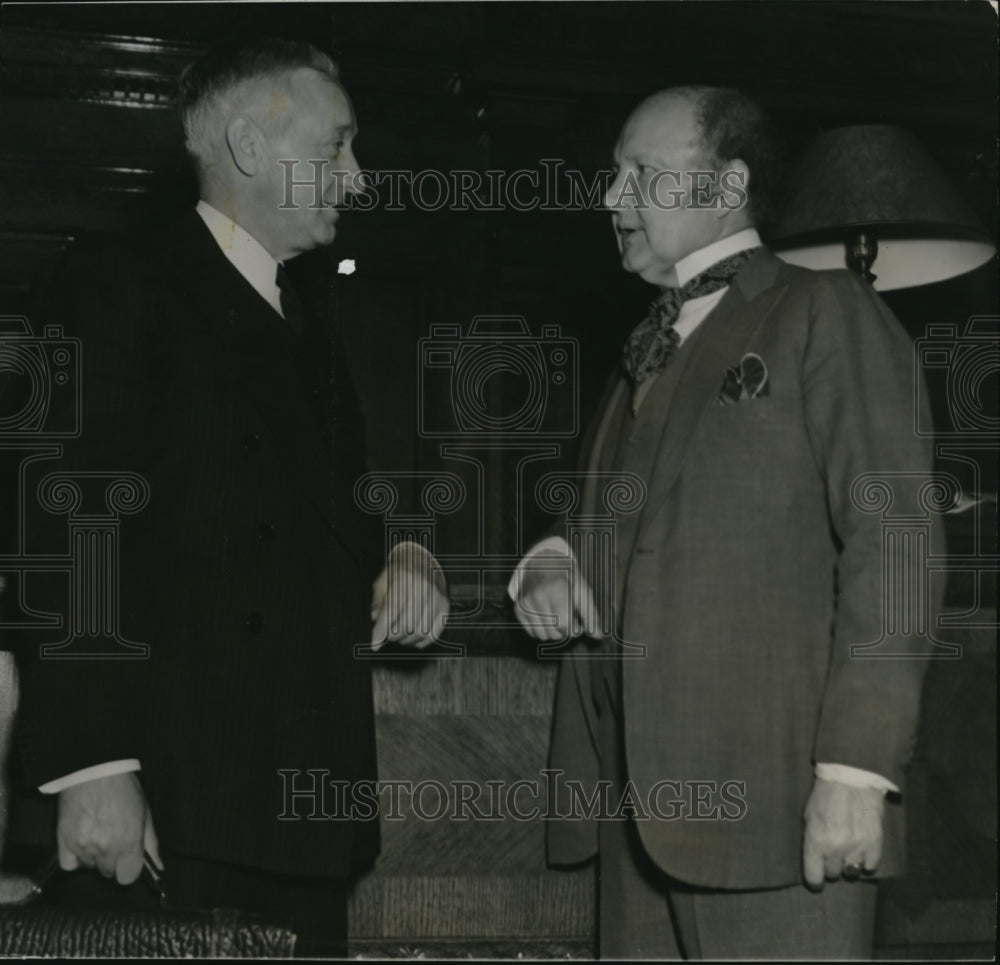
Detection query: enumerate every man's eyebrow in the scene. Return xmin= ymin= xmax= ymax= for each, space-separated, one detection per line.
xmin=634 ymin=151 xmax=672 ymax=168
xmin=332 ymin=122 xmax=357 ymax=138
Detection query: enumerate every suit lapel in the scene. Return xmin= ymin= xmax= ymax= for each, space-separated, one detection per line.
xmin=578 ymin=375 xmax=630 ymax=509
xmin=636 ymin=249 xmax=790 ymax=530
xmin=161 ymin=213 xmax=335 ymax=526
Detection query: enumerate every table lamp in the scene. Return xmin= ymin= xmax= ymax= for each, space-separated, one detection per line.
xmin=770 ymin=125 xmax=995 ymax=290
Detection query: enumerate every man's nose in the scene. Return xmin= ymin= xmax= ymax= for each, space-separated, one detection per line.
xmin=340 ymin=149 xmax=365 ymax=196
xmin=325 ymin=154 xmax=365 ymax=204
xmin=604 ymin=170 xmax=626 ymax=210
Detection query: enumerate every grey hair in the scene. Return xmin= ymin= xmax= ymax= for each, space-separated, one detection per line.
xmin=178 ymin=38 xmax=339 ymax=174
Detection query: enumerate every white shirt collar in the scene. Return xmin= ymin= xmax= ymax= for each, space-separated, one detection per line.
xmin=674 ymin=227 xmax=762 ymax=288
xmin=195 ymin=200 xmax=284 ymax=316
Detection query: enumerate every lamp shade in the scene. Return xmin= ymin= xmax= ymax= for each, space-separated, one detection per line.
xmin=771 ymin=125 xmax=995 ymax=291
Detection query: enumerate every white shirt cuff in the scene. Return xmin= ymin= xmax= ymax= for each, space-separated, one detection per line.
xmin=39 ymin=759 xmax=142 ymax=794
xmin=386 ymin=540 xmax=445 ymax=589
xmin=815 ymin=762 xmax=898 ymax=794
xmin=507 ymin=536 xmax=574 ymax=601
xmin=388 ymin=539 xmax=435 ymax=563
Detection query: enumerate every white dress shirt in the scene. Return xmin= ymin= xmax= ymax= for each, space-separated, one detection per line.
xmin=195 ymin=200 xmax=286 ymax=318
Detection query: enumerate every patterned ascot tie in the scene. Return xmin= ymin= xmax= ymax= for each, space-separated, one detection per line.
xmin=622 ymin=247 xmax=760 ymax=385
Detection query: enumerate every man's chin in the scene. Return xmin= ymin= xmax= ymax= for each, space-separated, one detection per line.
xmin=620 ymin=251 xmax=648 ymax=277
xmin=310 ymin=221 xmax=339 ymax=249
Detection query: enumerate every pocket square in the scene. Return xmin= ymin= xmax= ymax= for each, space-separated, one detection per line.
xmin=719 ymin=352 xmax=769 ymax=404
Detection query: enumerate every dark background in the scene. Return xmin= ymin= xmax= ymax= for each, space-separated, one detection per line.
xmin=0 ymin=2 xmax=996 ymax=957
xmin=1 ymin=0 xmax=997 ymax=560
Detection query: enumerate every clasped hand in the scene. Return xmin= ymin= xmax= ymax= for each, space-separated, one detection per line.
xmin=57 ymin=772 xmax=163 ymax=885
xmin=370 ymin=542 xmax=450 ymax=649
xmin=512 ymin=547 xmax=602 ymax=641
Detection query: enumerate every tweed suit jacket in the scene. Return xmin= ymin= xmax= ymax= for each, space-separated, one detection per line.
xmin=547 ymin=249 xmax=935 ymax=890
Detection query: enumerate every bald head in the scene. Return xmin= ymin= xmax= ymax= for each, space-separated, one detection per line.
xmin=603 ymin=86 xmax=780 ymax=287
xmin=605 ymin=90 xmax=746 ymax=286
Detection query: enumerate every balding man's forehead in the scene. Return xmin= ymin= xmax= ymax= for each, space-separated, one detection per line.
xmin=618 ymin=96 xmax=701 ymax=156
xmin=641 ymin=89 xmax=696 ymax=113
xmin=630 ymin=95 xmax=697 ymax=135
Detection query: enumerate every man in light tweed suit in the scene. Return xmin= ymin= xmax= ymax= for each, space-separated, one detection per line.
xmin=512 ymin=87 xmax=934 ymax=958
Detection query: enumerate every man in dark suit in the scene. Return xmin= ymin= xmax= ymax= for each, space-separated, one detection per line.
xmin=14 ymin=38 xmax=447 ymax=955
xmin=512 ymin=87 xmax=934 ymax=957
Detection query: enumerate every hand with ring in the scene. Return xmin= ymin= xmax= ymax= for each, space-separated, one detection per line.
xmin=802 ymin=778 xmax=884 ymax=890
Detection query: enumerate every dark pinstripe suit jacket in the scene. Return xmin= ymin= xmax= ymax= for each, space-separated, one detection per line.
xmin=16 ymin=211 xmax=380 ymax=879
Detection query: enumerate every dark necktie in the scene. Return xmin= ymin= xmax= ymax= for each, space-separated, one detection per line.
xmin=622 ymin=247 xmax=759 ymax=385
xmin=275 ymin=264 xmax=304 ymax=339
xmin=276 ymin=264 xmax=334 ymax=446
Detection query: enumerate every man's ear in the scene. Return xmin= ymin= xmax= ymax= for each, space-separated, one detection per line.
xmin=717 ymin=158 xmax=751 ymax=222
xmin=226 ymin=114 xmax=264 ymax=176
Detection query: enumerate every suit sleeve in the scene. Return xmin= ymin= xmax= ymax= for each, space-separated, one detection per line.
xmin=801 ymin=271 xmax=936 ymax=789
xmin=15 ymin=239 xmax=157 ymax=787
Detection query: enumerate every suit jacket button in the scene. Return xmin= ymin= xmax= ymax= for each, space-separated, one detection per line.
xmin=244 ymin=612 xmax=265 ymax=633
xmin=256 ymin=522 xmax=277 ymax=542
xmin=242 ymin=432 xmax=262 ymax=453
